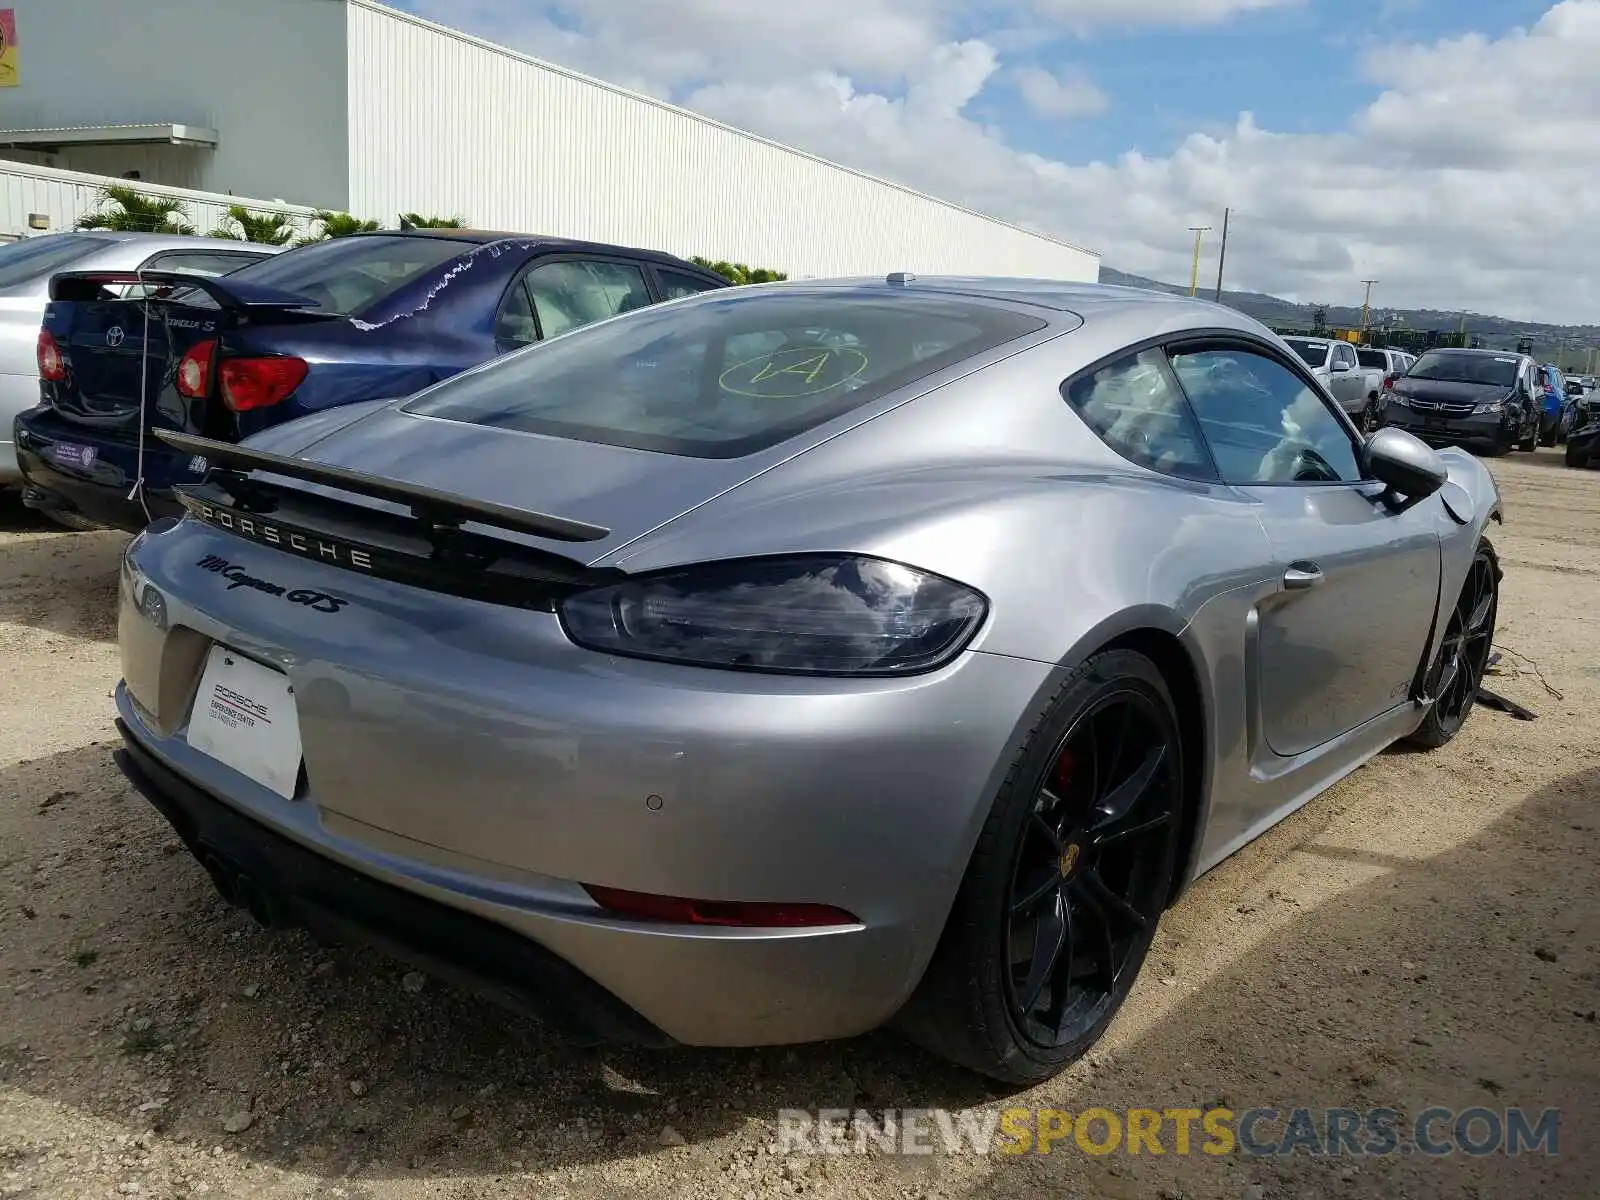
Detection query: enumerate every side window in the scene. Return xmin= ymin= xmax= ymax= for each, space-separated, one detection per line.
xmin=523 ymin=259 xmax=652 ymax=339
xmin=1061 ymin=349 xmax=1216 ymax=481
xmin=1336 ymin=343 xmax=1357 ymax=370
xmin=494 ymin=278 xmax=540 ymax=348
xmin=1169 ymin=345 xmax=1363 ymax=485
xmin=657 ymin=268 xmax=724 ymax=300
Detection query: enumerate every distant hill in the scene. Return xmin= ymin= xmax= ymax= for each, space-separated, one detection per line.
xmin=1099 ymin=267 xmax=1600 ymax=368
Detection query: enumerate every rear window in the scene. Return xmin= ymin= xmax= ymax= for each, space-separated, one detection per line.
xmin=0 ymin=234 xmax=101 ymax=289
xmin=405 ymin=290 xmax=1048 ymax=458
xmin=1356 ymin=349 xmax=1389 ymax=369
xmin=224 ymin=234 xmax=467 ymax=316
xmin=1282 ymin=338 xmax=1329 ymax=368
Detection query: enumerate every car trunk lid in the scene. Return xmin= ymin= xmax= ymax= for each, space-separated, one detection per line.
xmin=42 ymin=270 xmax=333 ymax=436
xmin=159 ymin=404 xmax=778 ymax=584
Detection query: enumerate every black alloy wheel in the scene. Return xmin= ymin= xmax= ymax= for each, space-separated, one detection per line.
xmin=899 ymin=650 xmax=1185 ymax=1084
xmin=1409 ymin=541 xmax=1498 ymax=749
xmin=1003 ymin=689 xmax=1181 ymax=1051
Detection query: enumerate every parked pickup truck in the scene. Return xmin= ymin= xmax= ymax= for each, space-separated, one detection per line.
xmin=1355 ymin=347 xmax=1415 ymax=428
xmin=1280 ymin=336 xmax=1368 ymax=418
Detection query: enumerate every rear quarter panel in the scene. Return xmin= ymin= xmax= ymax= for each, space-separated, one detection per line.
xmin=609 ymin=324 xmax=1282 ymax=892
xmin=608 ymin=316 xmax=1280 ymax=665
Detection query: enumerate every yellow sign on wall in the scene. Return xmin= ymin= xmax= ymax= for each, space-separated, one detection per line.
xmin=0 ymin=9 xmax=18 ymax=88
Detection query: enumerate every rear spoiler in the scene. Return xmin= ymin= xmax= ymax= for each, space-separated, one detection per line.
xmin=155 ymin=430 xmax=611 ymax=544
xmin=49 ymin=270 xmax=323 ymax=312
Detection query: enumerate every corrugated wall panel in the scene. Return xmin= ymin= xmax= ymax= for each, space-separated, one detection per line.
xmin=0 ymin=0 xmax=349 ymax=208
xmin=0 ymin=161 xmax=319 ymax=241
xmin=345 ymin=2 xmax=1097 ymax=281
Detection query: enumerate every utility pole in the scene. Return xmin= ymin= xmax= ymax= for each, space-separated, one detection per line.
xmin=1212 ymin=208 xmax=1231 ymax=302
xmin=1359 ymin=280 xmax=1378 ymax=335
xmin=1187 ymin=226 xmax=1211 ymax=297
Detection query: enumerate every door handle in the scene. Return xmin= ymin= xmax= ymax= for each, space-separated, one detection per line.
xmin=1283 ymin=563 xmax=1324 ymax=590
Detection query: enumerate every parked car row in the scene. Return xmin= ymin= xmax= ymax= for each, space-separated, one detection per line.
xmin=1 ymin=232 xmax=281 ymax=510
xmin=1565 ymin=375 xmax=1600 ymax=468
xmin=11 ymin=229 xmax=729 ymax=530
xmin=1280 ymin=336 xmax=1418 ymax=430
xmin=0 ymin=233 xmax=1520 ymax=1082
xmin=1371 ymin=345 xmax=1600 ymax=467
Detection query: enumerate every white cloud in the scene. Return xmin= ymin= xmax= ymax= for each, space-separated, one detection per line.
xmin=1013 ymin=65 xmax=1109 ymax=118
xmin=1023 ymin=0 xmax=1302 ymax=31
xmin=416 ymin=0 xmax=1600 ymax=323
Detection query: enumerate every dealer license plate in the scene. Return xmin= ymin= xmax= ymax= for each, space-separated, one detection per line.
xmin=50 ymin=443 xmax=98 ymax=471
xmin=187 ymin=646 xmax=303 ymax=799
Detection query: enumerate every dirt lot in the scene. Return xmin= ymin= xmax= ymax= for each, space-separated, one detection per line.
xmin=2 ymin=452 xmax=1597 ymax=1200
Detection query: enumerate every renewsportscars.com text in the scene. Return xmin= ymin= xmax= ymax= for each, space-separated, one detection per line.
xmin=772 ymin=1106 xmax=1560 ymax=1159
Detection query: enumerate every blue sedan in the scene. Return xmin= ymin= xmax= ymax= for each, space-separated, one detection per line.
xmin=16 ymin=230 xmax=730 ymax=531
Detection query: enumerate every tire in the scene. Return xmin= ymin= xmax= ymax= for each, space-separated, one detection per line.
xmin=1360 ymin=399 xmax=1381 ymax=434
xmin=1568 ymin=437 xmax=1592 ymax=468
xmin=1517 ymin=419 xmax=1538 ymax=453
xmin=1407 ymin=540 xmax=1499 ymax=750
xmin=897 ymin=649 xmax=1185 ymax=1084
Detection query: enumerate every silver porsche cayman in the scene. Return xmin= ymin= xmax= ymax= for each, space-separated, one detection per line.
xmin=114 ymin=276 xmax=1503 ymax=1083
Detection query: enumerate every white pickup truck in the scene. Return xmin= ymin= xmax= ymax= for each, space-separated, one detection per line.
xmin=1355 ymin=347 xmax=1416 ymax=419
xmin=1280 ymin=336 xmax=1369 ymax=417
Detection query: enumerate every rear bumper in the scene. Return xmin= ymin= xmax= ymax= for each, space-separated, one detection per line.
xmin=115 ymin=650 xmax=1022 ymax=1048
xmin=115 ymin=717 xmax=675 ymax=1047
xmin=13 ymin=405 xmax=190 ymax=530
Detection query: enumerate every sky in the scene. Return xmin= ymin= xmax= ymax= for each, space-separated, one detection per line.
xmin=402 ymin=0 xmax=1600 ymax=324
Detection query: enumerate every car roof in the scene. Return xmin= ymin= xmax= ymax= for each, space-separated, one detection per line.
xmin=1420 ymin=347 xmax=1527 ymax=358
xmin=755 ymin=275 xmax=1265 ymax=324
xmin=344 ymin=228 xmax=721 ymax=272
xmin=62 ymin=230 xmax=273 ymax=252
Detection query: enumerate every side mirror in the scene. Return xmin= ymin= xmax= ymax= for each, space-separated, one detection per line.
xmin=1330 ymin=360 xmax=1351 ymax=373
xmin=1364 ymin=427 xmax=1448 ymax=506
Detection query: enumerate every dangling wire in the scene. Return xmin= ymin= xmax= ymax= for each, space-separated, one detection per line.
xmin=125 ymin=263 xmax=153 ymax=524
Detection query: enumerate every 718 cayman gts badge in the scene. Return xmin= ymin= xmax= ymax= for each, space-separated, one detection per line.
xmin=196 ymin=556 xmax=348 ymax=614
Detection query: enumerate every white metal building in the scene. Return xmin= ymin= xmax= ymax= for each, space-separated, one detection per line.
xmin=0 ymin=0 xmax=1098 ymax=280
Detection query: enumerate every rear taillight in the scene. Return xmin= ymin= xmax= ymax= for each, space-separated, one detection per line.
xmin=37 ymin=329 xmax=66 ymax=382
xmin=219 ymin=356 xmax=309 ymax=412
xmin=176 ymin=338 xmax=217 ymax=399
xmin=1381 ymin=373 xmax=1397 ymax=392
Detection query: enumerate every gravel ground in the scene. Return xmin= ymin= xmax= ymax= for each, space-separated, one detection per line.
xmin=2 ymin=451 xmax=1597 ymax=1200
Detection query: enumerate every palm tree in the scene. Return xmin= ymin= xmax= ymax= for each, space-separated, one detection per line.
xmin=398 ymin=212 xmax=466 ymax=229
xmin=294 ymin=210 xmax=383 ymax=246
xmin=76 ymin=185 xmax=194 ymax=235
xmin=208 ymin=205 xmax=298 ymax=245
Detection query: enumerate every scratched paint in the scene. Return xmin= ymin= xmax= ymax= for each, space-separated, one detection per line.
xmin=349 ymin=240 xmax=539 ymax=332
